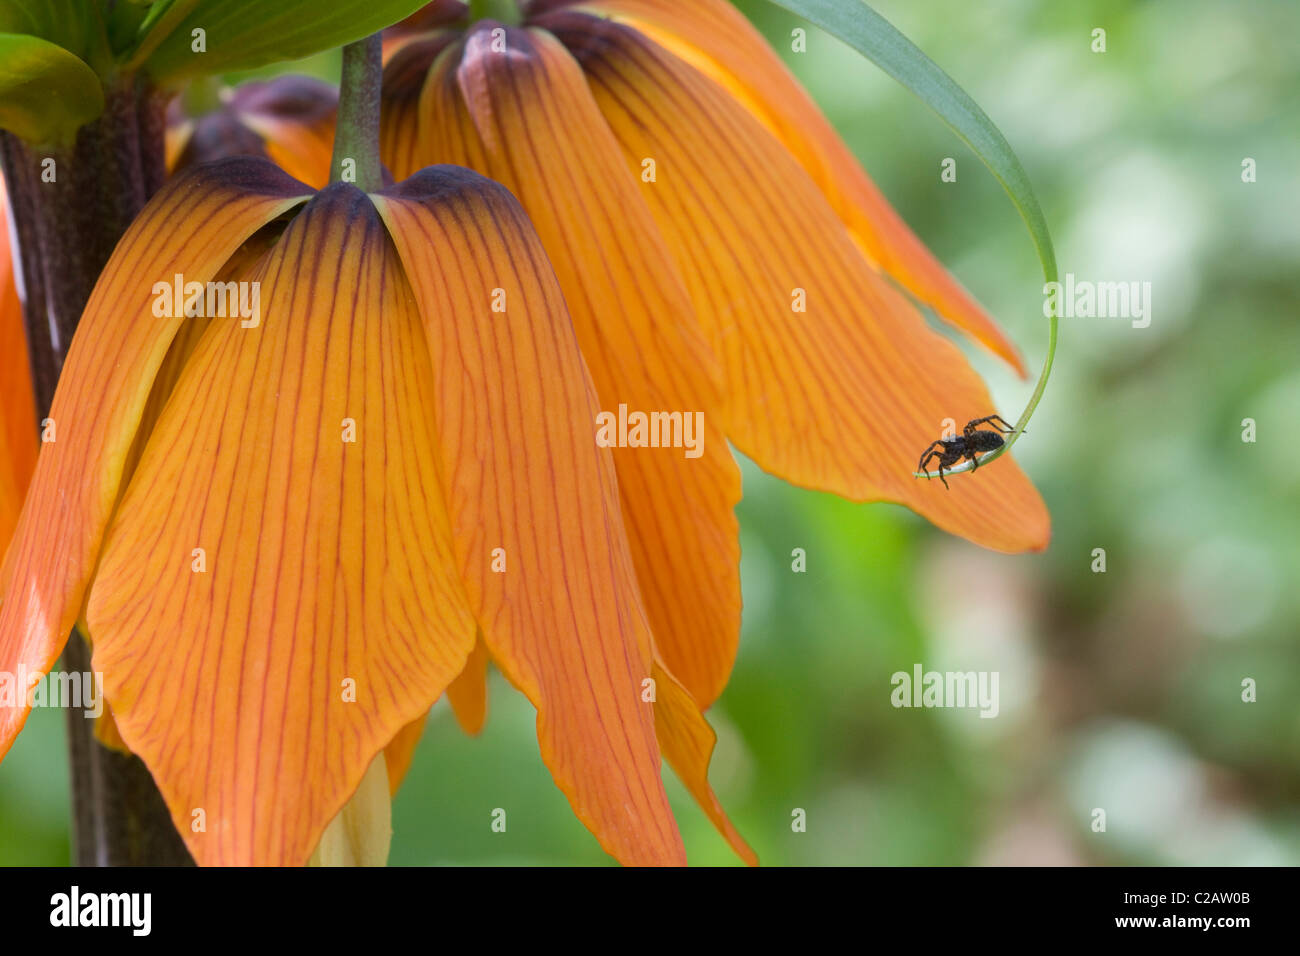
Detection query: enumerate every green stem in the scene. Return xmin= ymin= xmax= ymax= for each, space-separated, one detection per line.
xmin=468 ymin=0 xmax=523 ymax=24
xmin=330 ymin=35 xmax=383 ymax=191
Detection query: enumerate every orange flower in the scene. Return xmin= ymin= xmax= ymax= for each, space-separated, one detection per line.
xmin=0 ymin=156 xmax=742 ymax=866
xmin=166 ymin=76 xmax=339 ymax=189
xmin=380 ymin=0 xmax=1050 ymax=768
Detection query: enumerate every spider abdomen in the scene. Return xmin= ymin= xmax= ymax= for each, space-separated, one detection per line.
xmin=965 ymin=431 xmax=1006 ymax=453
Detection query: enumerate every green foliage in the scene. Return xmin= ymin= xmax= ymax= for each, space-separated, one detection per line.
xmin=135 ymin=0 xmax=429 ymax=85
xmin=0 ymin=32 xmax=104 ymax=145
xmin=0 ymin=1 xmax=108 ymax=69
xmin=0 ymin=0 xmax=428 ymax=143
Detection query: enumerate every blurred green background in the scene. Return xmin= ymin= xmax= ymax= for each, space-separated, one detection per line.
xmin=3 ymin=0 xmax=1298 ymax=865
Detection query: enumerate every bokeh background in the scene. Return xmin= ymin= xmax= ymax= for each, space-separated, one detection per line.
xmin=3 ymin=0 xmax=1298 ymax=864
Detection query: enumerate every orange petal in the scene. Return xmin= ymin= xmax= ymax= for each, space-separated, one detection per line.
xmin=548 ymin=15 xmax=1048 ymax=553
xmin=0 ymin=159 xmax=308 ymax=763
xmin=94 ymin=700 xmax=130 ymax=753
xmin=557 ymin=0 xmax=1025 ymax=375
xmin=652 ymin=660 xmax=756 ymax=865
xmin=0 ymin=176 xmax=36 ymax=562
xmin=83 ymin=235 xmax=279 ymax=760
xmin=116 ymin=230 xmax=276 ymax=514
xmin=164 ymin=119 xmax=193 ymax=172
xmin=419 ymin=25 xmax=742 ymax=708
xmin=375 ymin=168 xmax=686 ymax=866
xmin=384 ymin=713 xmax=429 ymax=795
xmin=86 ymin=184 xmax=480 ymax=866
xmin=381 ymin=33 xmax=460 ymax=182
xmin=389 ymin=633 xmax=488 ymax=780
xmin=168 ymin=79 xmax=337 ymax=190
xmin=445 ymin=632 xmax=489 ymax=735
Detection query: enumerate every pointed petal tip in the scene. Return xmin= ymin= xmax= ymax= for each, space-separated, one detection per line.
xmin=446 ymin=636 xmax=490 ymax=736
xmin=654 ymin=662 xmax=757 ymax=866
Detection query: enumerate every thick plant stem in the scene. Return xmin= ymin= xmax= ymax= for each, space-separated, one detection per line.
xmin=0 ymin=78 xmax=193 ymax=866
xmin=330 ymin=36 xmax=384 ymax=191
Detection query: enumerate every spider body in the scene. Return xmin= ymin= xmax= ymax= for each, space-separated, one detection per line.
xmin=917 ymin=415 xmax=1017 ymax=489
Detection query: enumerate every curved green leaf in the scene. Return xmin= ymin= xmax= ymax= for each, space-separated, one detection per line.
xmin=763 ymin=0 xmax=1059 ymax=481
xmin=136 ymin=0 xmax=430 ymax=85
xmin=0 ymin=33 xmax=104 ymax=146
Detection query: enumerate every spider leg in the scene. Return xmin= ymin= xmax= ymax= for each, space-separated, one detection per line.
xmin=917 ymin=442 xmax=945 ymax=477
xmin=965 ymin=414 xmax=1017 ymax=436
xmin=937 ymin=461 xmax=950 ymax=489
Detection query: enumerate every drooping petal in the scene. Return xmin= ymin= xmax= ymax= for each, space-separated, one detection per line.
xmin=547 ymin=15 xmax=1048 ymax=553
xmin=116 ymin=229 xmax=278 ymax=512
xmin=387 ymin=634 xmax=489 ymax=781
xmin=415 ymin=24 xmax=743 ymax=709
xmin=169 ymin=78 xmax=338 ymax=190
xmin=85 ymin=184 xmax=481 ymax=866
xmin=651 ymin=660 xmax=756 ymax=865
xmin=0 ymin=159 xmax=308 ymax=762
xmin=445 ymin=632 xmax=489 ymax=735
xmin=552 ymin=0 xmax=1025 ymax=374
xmin=87 ymin=233 xmax=282 ymax=757
xmin=0 ymin=176 xmax=36 ymax=562
xmin=384 ymin=714 xmax=428 ymax=794
xmin=381 ymin=32 xmax=461 ymax=183
xmin=375 ymin=167 xmax=686 ymax=866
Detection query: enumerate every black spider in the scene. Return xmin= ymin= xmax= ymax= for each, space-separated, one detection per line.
xmin=917 ymin=415 xmax=1017 ymax=489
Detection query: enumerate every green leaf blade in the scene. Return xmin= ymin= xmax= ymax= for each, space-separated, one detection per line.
xmin=138 ymin=0 xmax=430 ymax=85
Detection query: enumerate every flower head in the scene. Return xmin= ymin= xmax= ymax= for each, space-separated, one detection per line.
xmin=0 ymin=155 xmax=742 ymax=865
xmin=166 ymin=75 xmax=339 ymax=189
xmin=0 ymin=0 xmax=1052 ymax=868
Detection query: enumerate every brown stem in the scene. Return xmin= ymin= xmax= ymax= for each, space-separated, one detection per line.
xmin=1 ymin=78 xmax=193 ymax=866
